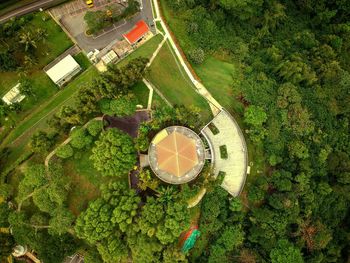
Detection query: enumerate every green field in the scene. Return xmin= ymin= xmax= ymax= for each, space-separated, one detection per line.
xmin=1 ymin=67 xmax=99 ymax=165
xmin=146 ymin=41 xmax=211 ymax=121
xmin=118 ymin=34 xmax=163 ymax=67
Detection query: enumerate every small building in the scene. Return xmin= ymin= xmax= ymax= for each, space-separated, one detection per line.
xmin=101 ymin=50 xmax=118 ymax=65
xmin=113 ymin=40 xmax=132 ymax=58
xmin=45 ymin=55 xmax=81 ymax=87
xmin=2 ymin=83 xmax=25 ymax=105
xmin=123 ymin=20 xmax=150 ymax=45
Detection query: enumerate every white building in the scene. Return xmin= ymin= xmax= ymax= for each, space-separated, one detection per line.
xmin=101 ymin=50 xmax=118 ymax=65
xmin=2 ymin=83 xmax=26 ymax=105
xmin=45 ymin=55 xmax=81 ymax=87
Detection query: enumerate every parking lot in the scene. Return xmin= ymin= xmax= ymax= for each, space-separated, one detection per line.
xmin=50 ymin=0 xmax=155 ymax=52
xmin=50 ymin=0 xmax=123 ymax=18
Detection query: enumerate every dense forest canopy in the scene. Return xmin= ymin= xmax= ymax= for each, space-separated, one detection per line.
xmin=164 ymin=0 xmax=350 ymax=262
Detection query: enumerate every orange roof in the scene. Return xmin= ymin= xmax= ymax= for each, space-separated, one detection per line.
xmin=123 ymin=20 xmax=149 ymax=44
xmin=155 ymin=131 xmax=198 ymax=177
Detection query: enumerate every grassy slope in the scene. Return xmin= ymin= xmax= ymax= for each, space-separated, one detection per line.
xmin=159 ymin=0 xmax=266 ymax=182
xmin=2 ymin=67 xmax=99 ymax=165
xmin=146 ymin=41 xmax=211 ymax=121
xmin=117 ymin=34 xmax=163 ymax=67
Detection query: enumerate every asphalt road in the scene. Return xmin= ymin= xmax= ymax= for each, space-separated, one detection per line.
xmin=0 ymin=0 xmax=63 ymax=23
xmin=53 ymin=0 xmax=155 ymax=52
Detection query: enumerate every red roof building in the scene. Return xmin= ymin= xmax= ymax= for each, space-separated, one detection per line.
xmin=123 ymin=20 xmax=149 ymax=45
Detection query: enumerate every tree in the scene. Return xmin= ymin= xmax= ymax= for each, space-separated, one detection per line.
xmin=19 ymin=31 xmax=37 ymax=52
xmin=48 ymin=208 xmax=74 ymax=235
xmin=162 ymin=245 xmax=187 ymax=263
xmin=75 ymin=198 xmax=114 ymax=244
xmin=137 ymin=169 xmax=160 ymax=191
xmin=98 ymin=58 xmax=148 ymax=98
xmin=0 ymin=233 xmax=15 ymax=261
xmin=189 ymin=48 xmax=205 ymax=64
xmin=30 ymin=130 xmax=55 ymax=154
xmin=56 ymin=144 xmax=74 ymax=159
xmin=84 ymin=10 xmax=108 ymax=34
xmin=70 ymin=127 xmax=93 ymax=150
xmin=101 ymin=182 xmax=141 ymax=232
xmin=90 ymin=128 xmax=137 ymax=177
xmin=16 ymin=163 xmax=70 ymax=213
xmin=87 ymin=120 xmax=103 ymax=137
xmin=218 ymin=0 xmax=264 ymax=20
xmin=208 ymin=225 xmax=244 ymax=263
xmin=19 ymin=78 xmax=34 ymax=97
xmin=244 ymin=105 xmax=267 ymax=142
xmin=97 ymin=233 xmax=129 ymax=263
xmin=0 ymin=50 xmax=17 ymax=71
xmin=270 ymin=239 xmax=303 ymax=263
xmin=156 ymin=201 xmax=191 ymax=245
xmin=109 ymin=94 xmax=137 ymax=116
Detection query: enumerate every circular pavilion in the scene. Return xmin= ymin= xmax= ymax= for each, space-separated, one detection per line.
xmin=148 ymin=126 xmax=205 ymax=184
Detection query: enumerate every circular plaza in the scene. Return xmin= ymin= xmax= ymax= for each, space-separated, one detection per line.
xmin=148 ymin=126 xmax=205 ymax=184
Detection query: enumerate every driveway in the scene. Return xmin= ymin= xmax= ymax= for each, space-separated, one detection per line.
xmin=50 ymin=0 xmax=155 ymax=52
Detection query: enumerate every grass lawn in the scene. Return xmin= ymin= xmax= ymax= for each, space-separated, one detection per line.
xmin=131 ymin=81 xmax=169 ymax=109
xmin=156 ymin=21 xmax=165 ymax=35
xmin=193 ymin=56 xmax=245 ymax=117
xmin=1 ymin=67 xmax=99 ymax=166
xmin=117 ymin=34 xmax=163 ymax=67
xmin=64 ymin=151 xmax=103 ymax=216
xmin=131 ymin=81 xmax=149 ymax=108
xmin=146 ymin=41 xmax=211 ymax=121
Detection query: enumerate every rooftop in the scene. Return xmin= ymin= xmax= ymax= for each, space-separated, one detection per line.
xmin=45 ymin=54 xmax=80 ymax=84
xmin=123 ymin=20 xmax=149 ymax=44
xmin=2 ymin=83 xmax=25 ymax=105
xmin=148 ymin=126 xmax=205 ymax=184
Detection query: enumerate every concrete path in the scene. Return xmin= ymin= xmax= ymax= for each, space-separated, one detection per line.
xmin=151 ymin=0 xmax=221 ymax=116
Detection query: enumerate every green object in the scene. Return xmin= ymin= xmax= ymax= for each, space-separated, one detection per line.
xmin=182 ymin=229 xmax=200 ymax=253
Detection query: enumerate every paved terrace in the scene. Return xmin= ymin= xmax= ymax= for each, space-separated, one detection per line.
xmin=201 ymin=110 xmax=248 ymax=196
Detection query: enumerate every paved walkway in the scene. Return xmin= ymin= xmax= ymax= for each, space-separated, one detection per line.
xmin=201 ymin=110 xmax=248 ymax=196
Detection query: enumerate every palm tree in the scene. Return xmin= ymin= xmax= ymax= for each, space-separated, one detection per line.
xmin=34 ymin=28 xmax=48 ymax=43
xmin=19 ymin=32 xmax=37 ymax=52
